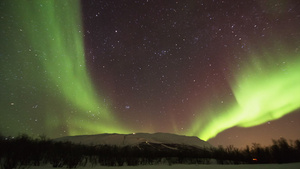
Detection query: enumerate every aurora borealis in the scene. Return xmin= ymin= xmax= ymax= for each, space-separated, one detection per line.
xmin=188 ymin=48 xmax=300 ymax=140
xmin=0 ymin=0 xmax=128 ymax=136
xmin=1 ymin=0 xmax=300 ymax=147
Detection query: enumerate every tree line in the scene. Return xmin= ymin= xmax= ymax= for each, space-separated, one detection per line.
xmin=0 ymin=134 xmax=299 ymax=169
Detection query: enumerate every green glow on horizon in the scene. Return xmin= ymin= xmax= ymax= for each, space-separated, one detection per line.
xmin=0 ymin=0 xmax=129 ymax=136
xmin=188 ymin=48 xmax=300 ymax=141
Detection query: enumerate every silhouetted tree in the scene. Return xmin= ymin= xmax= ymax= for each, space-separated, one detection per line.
xmin=1 ymin=134 xmax=300 ymax=168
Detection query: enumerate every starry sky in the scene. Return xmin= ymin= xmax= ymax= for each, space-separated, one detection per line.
xmin=1 ymin=0 xmax=300 ymax=148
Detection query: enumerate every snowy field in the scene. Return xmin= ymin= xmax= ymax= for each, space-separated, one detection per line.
xmin=30 ymin=163 xmax=300 ymax=169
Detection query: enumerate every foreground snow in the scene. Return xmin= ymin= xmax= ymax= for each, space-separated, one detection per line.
xmin=30 ymin=163 xmax=300 ymax=169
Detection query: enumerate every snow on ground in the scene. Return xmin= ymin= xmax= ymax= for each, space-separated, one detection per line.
xmin=30 ymin=163 xmax=300 ymax=169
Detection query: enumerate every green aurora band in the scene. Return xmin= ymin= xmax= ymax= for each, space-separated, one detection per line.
xmin=1 ymin=0 xmax=300 ymax=140
xmin=0 ymin=0 xmax=129 ymax=136
xmin=188 ymin=48 xmax=300 ymax=141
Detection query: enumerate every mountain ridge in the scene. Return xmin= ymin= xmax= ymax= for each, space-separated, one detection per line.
xmin=54 ymin=132 xmax=212 ymax=149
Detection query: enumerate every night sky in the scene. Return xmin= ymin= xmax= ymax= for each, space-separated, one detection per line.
xmin=1 ymin=0 xmax=300 ymax=148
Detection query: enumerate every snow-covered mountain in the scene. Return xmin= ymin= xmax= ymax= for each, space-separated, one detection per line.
xmin=54 ymin=133 xmax=212 ymax=149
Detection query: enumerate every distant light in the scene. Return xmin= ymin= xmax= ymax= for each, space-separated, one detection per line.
xmin=253 ymin=158 xmax=258 ymax=161
xmin=132 ymin=133 xmax=136 ymax=135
